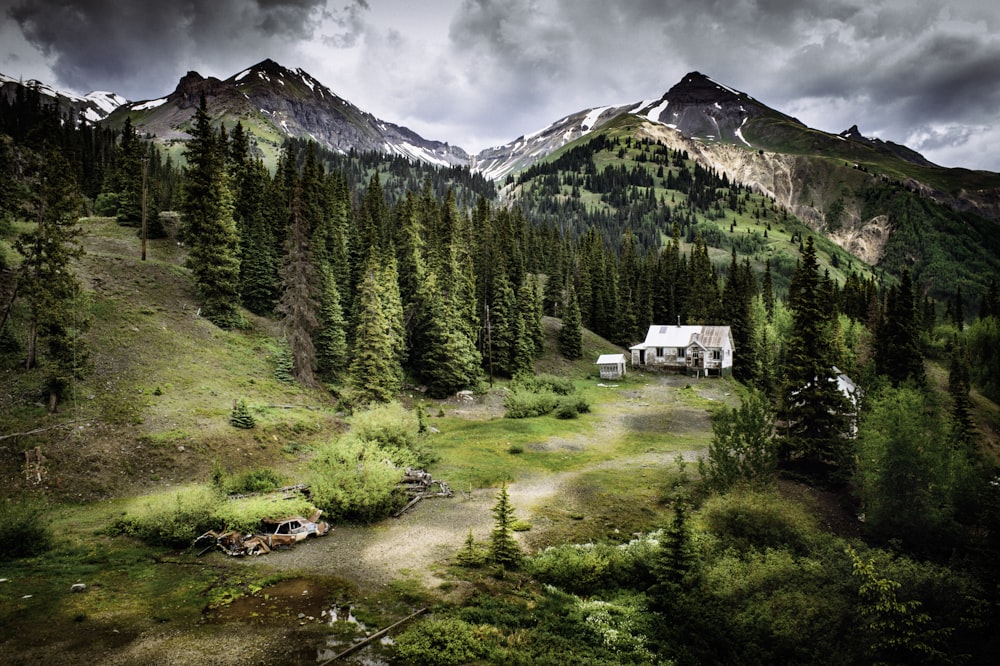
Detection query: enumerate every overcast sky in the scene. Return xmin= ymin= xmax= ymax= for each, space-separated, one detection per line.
xmin=2 ymin=0 xmax=999 ymax=171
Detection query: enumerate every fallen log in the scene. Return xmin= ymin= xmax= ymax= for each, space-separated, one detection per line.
xmin=318 ymin=607 xmax=428 ymax=664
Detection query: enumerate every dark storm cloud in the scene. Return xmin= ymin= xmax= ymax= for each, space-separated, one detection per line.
xmin=442 ymin=0 xmax=1000 ymax=168
xmin=4 ymin=0 xmax=326 ymax=98
xmin=321 ymin=0 xmax=370 ymax=48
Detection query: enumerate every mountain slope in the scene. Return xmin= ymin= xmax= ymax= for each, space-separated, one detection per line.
xmin=0 ymin=73 xmax=128 ymax=123
xmin=104 ymin=59 xmax=469 ymax=168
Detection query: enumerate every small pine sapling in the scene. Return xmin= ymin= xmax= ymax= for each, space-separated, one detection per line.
xmin=230 ymin=399 xmax=256 ymax=429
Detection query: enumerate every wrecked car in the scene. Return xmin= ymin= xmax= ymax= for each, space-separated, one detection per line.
xmin=195 ymin=511 xmax=330 ymax=557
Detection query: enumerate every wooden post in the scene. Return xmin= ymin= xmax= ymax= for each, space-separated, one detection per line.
xmin=318 ymin=607 xmax=428 ymax=664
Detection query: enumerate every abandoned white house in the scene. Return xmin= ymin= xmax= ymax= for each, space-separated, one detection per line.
xmin=595 ymin=353 xmax=627 ymax=380
xmin=630 ymin=324 xmax=734 ymax=377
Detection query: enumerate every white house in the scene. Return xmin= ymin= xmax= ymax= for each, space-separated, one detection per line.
xmin=595 ymin=353 xmax=627 ymax=380
xmin=630 ymin=324 xmax=734 ymax=377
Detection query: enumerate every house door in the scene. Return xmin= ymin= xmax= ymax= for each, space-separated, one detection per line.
xmin=639 ymin=349 xmax=646 ymax=364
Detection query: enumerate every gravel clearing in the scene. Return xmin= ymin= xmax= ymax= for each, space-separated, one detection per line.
xmin=241 ymin=374 xmax=727 ymax=593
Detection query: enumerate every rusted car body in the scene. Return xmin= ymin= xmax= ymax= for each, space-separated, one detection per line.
xmin=195 ymin=511 xmax=330 ymax=556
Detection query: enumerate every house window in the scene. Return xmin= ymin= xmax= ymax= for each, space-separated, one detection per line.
xmin=656 ymin=347 xmax=664 ymax=357
xmin=712 ymin=350 xmax=721 ymax=360
xmin=677 ymin=347 xmax=686 ymax=358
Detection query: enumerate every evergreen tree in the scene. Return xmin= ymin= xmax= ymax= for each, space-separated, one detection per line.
xmin=559 ymin=283 xmax=583 ymax=360
xmin=349 ymin=255 xmax=404 ymax=404
xmin=649 ymin=496 xmax=700 ymax=612
xmin=180 ymin=95 xmax=241 ymax=327
xmin=487 ymin=270 xmax=519 ymax=376
xmin=315 ymin=265 xmax=348 ymax=382
xmin=948 ymin=336 xmax=975 ymax=450
xmin=876 ymin=269 xmax=925 ymax=386
xmin=779 ymin=236 xmax=852 ymax=477
xmin=276 ymin=180 xmax=319 ymax=387
xmin=488 ymin=483 xmax=522 ymax=568
xmin=113 ymin=116 xmax=147 ymax=227
xmin=417 ymin=271 xmax=481 ymax=397
xmin=14 ymin=148 xmax=90 ymax=412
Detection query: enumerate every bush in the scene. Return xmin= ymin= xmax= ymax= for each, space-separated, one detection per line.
xmin=555 ymin=395 xmax=590 ymax=419
xmin=308 ymin=436 xmax=407 ymax=522
xmin=699 ymin=489 xmax=820 ymax=554
xmin=394 ymin=618 xmax=493 ymax=666
xmin=504 ymin=389 xmax=558 ymax=418
xmin=511 ymin=373 xmax=575 ymax=395
xmin=348 ymin=401 xmax=434 ymax=466
xmin=221 ymin=468 xmax=284 ymax=495
xmin=527 ymin=536 xmax=659 ymax=595
xmin=0 ymin=497 xmax=53 ymax=561
xmin=108 ymin=485 xmax=222 ymax=548
xmin=107 ymin=484 xmax=320 ymax=545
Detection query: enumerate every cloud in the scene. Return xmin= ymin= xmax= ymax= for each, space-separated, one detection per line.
xmin=5 ymin=0 xmax=327 ymax=98
xmin=2 ymin=0 xmax=999 ymax=170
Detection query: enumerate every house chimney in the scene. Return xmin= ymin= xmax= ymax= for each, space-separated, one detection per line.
xmin=677 ymin=315 xmax=681 ymax=327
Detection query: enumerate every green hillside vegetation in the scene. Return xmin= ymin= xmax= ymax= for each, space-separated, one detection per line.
xmin=3 ymin=86 xmax=1000 ymax=664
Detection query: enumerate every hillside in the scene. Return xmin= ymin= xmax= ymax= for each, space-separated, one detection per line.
xmin=508 ymin=112 xmax=1000 ymax=304
xmin=1 ymin=218 xmax=342 ymax=500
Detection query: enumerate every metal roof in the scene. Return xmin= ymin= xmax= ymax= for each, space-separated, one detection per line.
xmin=629 ymin=325 xmax=733 ymax=350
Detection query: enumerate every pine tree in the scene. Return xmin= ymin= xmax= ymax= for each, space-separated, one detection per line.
xmin=649 ymin=496 xmax=700 ymax=612
xmin=315 ymin=265 xmax=348 ymax=381
xmin=488 ymin=483 xmax=522 ymax=568
xmin=349 ymin=255 xmax=404 ymax=404
xmin=876 ymin=269 xmax=925 ymax=387
xmin=229 ymin=399 xmax=256 ymax=429
xmin=417 ymin=270 xmax=481 ymax=397
xmin=14 ymin=147 xmax=90 ymax=412
xmin=180 ymin=95 xmax=241 ymax=328
xmin=276 ymin=180 xmax=320 ymax=387
xmin=559 ymin=283 xmax=584 ymax=360
xmin=948 ymin=336 xmax=975 ymax=449
xmin=779 ymin=236 xmax=852 ymax=476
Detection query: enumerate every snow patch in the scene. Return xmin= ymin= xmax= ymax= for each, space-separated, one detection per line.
xmin=133 ymin=97 xmax=167 ymax=111
xmin=234 ymin=69 xmax=251 ymax=82
xmin=734 ymin=117 xmax=752 ymax=147
xmin=646 ymin=99 xmax=670 ymax=123
xmin=581 ymin=105 xmax=613 ymax=132
xmin=714 ymin=102 xmax=722 ymax=110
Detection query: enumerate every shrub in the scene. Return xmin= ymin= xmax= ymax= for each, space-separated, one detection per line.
xmin=394 ymin=618 xmax=493 ymax=666
xmin=511 ymin=373 xmax=574 ymax=395
xmin=308 ymin=436 xmax=407 ymax=522
xmin=108 ymin=485 xmax=222 ymax=548
xmin=222 ymin=467 xmax=284 ymax=495
xmin=348 ymin=401 xmax=434 ymax=466
xmin=108 ymin=485 xmax=321 ymax=545
xmin=504 ymin=389 xmax=558 ymax=418
xmin=555 ymin=395 xmax=590 ymax=419
xmin=0 ymin=496 xmax=53 ymax=561
xmin=527 ymin=536 xmax=659 ymax=595
xmin=699 ymin=489 xmax=820 ymax=554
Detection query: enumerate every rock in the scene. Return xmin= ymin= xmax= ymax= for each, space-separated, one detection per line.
xmin=70 ymin=583 xmax=87 ymax=593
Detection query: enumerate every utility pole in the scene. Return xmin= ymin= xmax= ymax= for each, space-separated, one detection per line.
xmin=140 ymin=157 xmax=148 ymax=261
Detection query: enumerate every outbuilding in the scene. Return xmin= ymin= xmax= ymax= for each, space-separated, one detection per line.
xmin=595 ymin=353 xmax=627 ymax=380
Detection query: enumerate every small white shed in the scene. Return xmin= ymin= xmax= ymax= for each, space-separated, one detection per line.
xmin=596 ymin=353 xmax=627 ymax=380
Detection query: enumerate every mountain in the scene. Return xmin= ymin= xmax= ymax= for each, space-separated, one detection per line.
xmin=0 ymin=72 xmax=128 ymax=124
xmin=104 ymin=59 xmax=469 ymax=167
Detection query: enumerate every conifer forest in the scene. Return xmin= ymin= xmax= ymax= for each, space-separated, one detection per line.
xmin=2 ymin=87 xmax=1000 ymax=665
